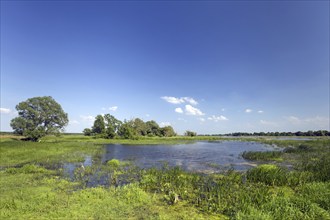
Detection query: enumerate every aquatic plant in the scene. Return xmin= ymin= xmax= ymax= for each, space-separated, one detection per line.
xmin=1 ymin=134 xmax=329 ymax=219
xmin=242 ymin=151 xmax=283 ymax=161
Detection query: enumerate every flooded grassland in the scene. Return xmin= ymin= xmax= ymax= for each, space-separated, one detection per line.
xmin=1 ymin=135 xmax=329 ymax=219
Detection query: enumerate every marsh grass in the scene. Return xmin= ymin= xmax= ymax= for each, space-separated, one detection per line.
xmin=139 ymin=165 xmax=330 ymax=219
xmin=0 ymin=167 xmax=222 ymax=219
xmin=0 ymin=137 xmax=102 ymax=167
xmin=242 ymin=151 xmax=284 ymax=161
xmin=1 ymin=135 xmax=329 ymax=219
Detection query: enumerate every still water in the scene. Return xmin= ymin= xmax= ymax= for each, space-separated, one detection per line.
xmin=99 ymin=141 xmax=278 ymax=172
xmin=62 ymin=141 xmax=279 ymax=186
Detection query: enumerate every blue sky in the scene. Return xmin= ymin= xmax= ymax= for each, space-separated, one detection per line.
xmin=1 ymin=0 xmax=329 ymax=134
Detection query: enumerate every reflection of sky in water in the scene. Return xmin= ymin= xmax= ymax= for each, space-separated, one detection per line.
xmin=83 ymin=156 xmax=92 ymax=166
xmin=62 ymin=141 xmax=280 ymax=179
xmin=100 ymin=141 xmax=278 ymax=172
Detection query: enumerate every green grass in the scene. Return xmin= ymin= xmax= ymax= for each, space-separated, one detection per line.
xmin=0 ymin=137 xmax=102 ymax=167
xmin=0 ymin=166 xmax=224 ymax=219
xmin=242 ymin=151 xmax=284 ymax=161
xmin=1 ymin=134 xmax=329 ymax=219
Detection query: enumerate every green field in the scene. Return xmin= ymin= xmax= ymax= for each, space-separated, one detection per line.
xmin=1 ymin=135 xmax=329 ymax=219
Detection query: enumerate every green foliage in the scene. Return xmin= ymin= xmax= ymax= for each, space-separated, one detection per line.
xmin=284 ymin=144 xmax=313 ymax=153
xmin=242 ymin=151 xmax=284 ymax=161
xmin=104 ymin=114 xmax=122 ymax=138
xmin=0 ymin=168 xmax=217 ymax=219
xmin=10 ymin=96 xmax=68 ymax=141
xmin=146 ymin=120 xmax=161 ymax=136
xmin=118 ymin=121 xmax=136 ymax=139
xmin=5 ymin=164 xmax=53 ymax=174
xmin=247 ymin=164 xmax=288 ymax=186
xmin=82 ymin=128 xmax=92 ymax=136
xmin=160 ymin=126 xmax=177 ymax=137
xmin=296 ymin=182 xmax=330 ymax=211
xmin=1 ymin=135 xmax=329 ymax=219
xmin=85 ymin=116 xmax=177 ymax=139
xmin=0 ymin=137 xmax=102 ymax=167
xmin=107 ymin=159 xmax=120 ymax=169
xmin=185 ymin=130 xmax=197 ymax=137
xmin=92 ymin=115 xmax=105 ymax=135
xmin=131 ymin=118 xmax=148 ymax=136
xmin=298 ymin=152 xmax=330 ymax=181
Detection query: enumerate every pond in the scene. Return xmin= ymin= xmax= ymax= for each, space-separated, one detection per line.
xmin=64 ymin=141 xmax=279 ymax=176
xmin=101 ymin=141 xmax=279 ymax=172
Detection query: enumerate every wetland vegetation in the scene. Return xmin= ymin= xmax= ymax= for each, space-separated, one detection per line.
xmin=1 ymin=134 xmax=329 ymax=219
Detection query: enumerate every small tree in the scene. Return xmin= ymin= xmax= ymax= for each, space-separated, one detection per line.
xmin=104 ymin=114 xmax=122 ymax=138
xmin=92 ymin=115 xmax=106 ymax=135
xmin=83 ymin=128 xmax=92 ymax=136
xmin=10 ymin=96 xmax=68 ymax=141
xmin=131 ymin=118 xmax=147 ymax=136
xmin=146 ymin=120 xmax=161 ymax=137
xmin=184 ymin=130 xmax=197 ymax=137
xmin=118 ymin=122 xmax=136 ymax=139
xmin=160 ymin=126 xmax=176 ymax=137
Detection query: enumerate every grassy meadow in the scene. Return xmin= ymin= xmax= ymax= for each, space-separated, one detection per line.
xmin=0 ymin=134 xmax=329 ymax=219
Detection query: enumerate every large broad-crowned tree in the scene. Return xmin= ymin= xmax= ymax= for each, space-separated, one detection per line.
xmin=10 ymin=96 xmax=69 ymax=141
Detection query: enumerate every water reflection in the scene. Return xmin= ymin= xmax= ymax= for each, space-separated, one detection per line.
xmin=101 ymin=141 xmax=277 ymax=172
xmin=63 ymin=141 xmax=279 ymax=177
xmin=61 ymin=141 xmax=280 ymax=186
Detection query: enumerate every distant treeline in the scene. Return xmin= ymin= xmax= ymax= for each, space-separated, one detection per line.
xmin=201 ymin=130 xmax=330 ymax=137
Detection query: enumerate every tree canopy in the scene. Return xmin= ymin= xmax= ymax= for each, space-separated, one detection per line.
xmin=184 ymin=130 xmax=197 ymax=137
xmin=10 ymin=96 xmax=68 ymax=141
xmin=84 ymin=115 xmax=176 ymax=139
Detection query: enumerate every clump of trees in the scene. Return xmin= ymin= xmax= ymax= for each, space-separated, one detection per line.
xmin=10 ymin=96 xmax=68 ymax=141
xmin=83 ymin=114 xmax=176 ymax=139
xmin=184 ymin=130 xmax=197 ymax=137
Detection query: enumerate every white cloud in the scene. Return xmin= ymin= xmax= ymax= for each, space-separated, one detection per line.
xmin=258 ymin=110 xmax=264 ymax=113
xmin=145 ymin=114 xmax=150 ymax=117
xmin=0 ymin=108 xmax=11 ymax=114
xmin=175 ymin=107 xmax=183 ymax=113
xmin=109 ymin=106 xmax=118 ymax=111
xmin=178 ymin=118 xmax=187 ymax=122
xmin=80 ymin=115 xmax=95 ymax=122
xmin=160 ymin=122 xmax=171 ymax=127
xmin=305 ymin=116 xmax=328 ymax=124
xmin=69 ymin=120 xmax=80 ymax=125
xmin=286 ymin=116 xmax=329 ymax=127
xmin=207 ymin=115 xmax=228 ymax=122
xmin=221 ymin=108 xmax=225 ymax=112
xmin=286 ymin=116 xmax=301 ymax=124
xmin=245 ymin=109 xmax=252 ymax=113
xmin=260 ymin=120 xmax=278 ymax=126
xmin=304 ymin=116 xmax=330 ymax=129
xmin=198 ymin=117 xmax=205 ymax=122
xmin=161 ymin=96 xmax=198 ymax=105
xmin=185 ymin=105 xmax=204 ymax=116
xmin=101 ymin=107 xmax=106 ymax=111
xmin=182 ymin=97 xmax=198 ymax=105
xmin=161 ymin=96 xmax=185 ymax=104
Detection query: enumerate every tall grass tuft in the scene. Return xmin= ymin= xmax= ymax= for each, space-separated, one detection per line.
xmin=242 ymin=151 xmax=283 ymax=161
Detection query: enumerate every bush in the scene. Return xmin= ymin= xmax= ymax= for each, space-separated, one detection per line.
xmin=242 ymin=151 xmax=283 ymax=161
xmin=107 ymin=159 xmax=120 ymax=169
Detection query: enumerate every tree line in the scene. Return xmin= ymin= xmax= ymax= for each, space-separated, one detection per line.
xmin=83 ymin=114 xmax=176 ymax=139
xmin=201 ymin=130 xmax=330 ymax=137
